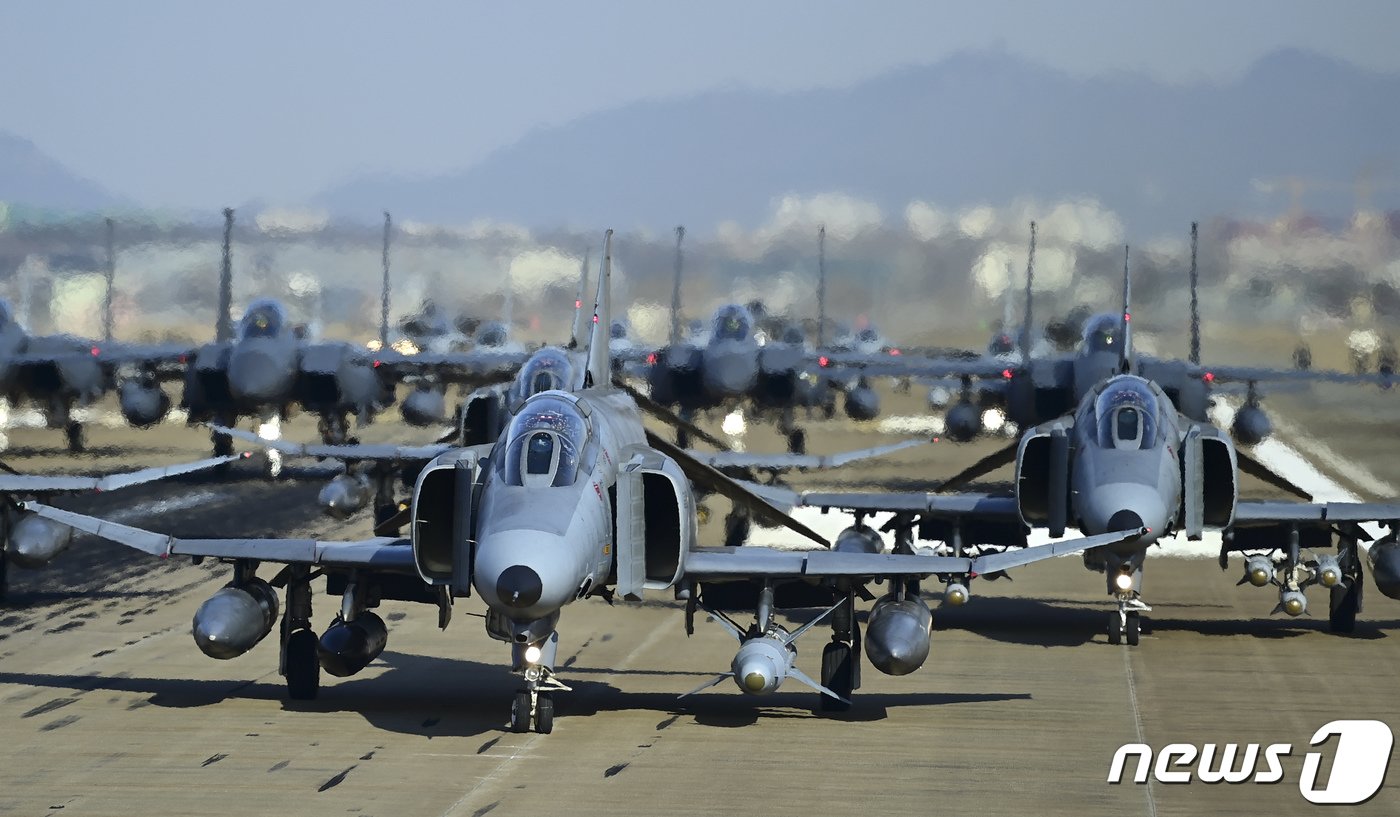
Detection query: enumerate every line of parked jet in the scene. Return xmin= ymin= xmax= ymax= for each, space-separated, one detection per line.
xmin=7 ymin=218 xmax=1400 ymax=735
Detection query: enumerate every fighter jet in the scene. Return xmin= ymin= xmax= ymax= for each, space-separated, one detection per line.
xmin=779 ymin=254 xmax=1400 ymax=643
xmin=0 ymin=220 xmax=194 ymax=451
xmin=0 ymin=451 xmax=244 ymax=599
xmin=179 ymin=210 xmax=402 ymax=456
xmin=638 ymin=228 xmax=818 ymax=453
xmin=24 ymin=230 xmax=1140 ymax=733
xmin=826 ymin=222 xmax=1394 ymax=444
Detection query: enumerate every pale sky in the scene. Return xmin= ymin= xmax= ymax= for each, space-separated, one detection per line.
xmin=2 ymin=0 xmax=1397 ymax=208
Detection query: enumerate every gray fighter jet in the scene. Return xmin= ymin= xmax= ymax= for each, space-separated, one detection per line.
xmin=826 ymin=223 xmax=1394 ymax=443
xmin=180 ymin=210 xmax=400 ymax=455
xmin=0 ymin=219 xmax=194 ymax=451
xmin=24 ymin=230 xmax=1141 ymax=732
xmin=781 ymin=256 xmax=1400 ymax=643
xmin=641 ymin=227 xmax=851 ymax=455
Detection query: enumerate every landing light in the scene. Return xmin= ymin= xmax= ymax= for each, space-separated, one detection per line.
xmin=524 ymin=644 xmax=543 ymax=664
xmin=1114 ymin=573 xmax=1134 ymax=591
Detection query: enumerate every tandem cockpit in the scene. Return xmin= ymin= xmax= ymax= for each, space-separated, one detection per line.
xmin=1080 ymin=313 xmax=1124 ymax=354
xmin=1088 ymin=378 xmax=1163 ymax=451
xmin=239 ymin=300 xmax=288 ymax=340
xmin=497 ymin=392 xmax=595 ymax=488
xmin=711 ymin=305 xmax=753 ymax=343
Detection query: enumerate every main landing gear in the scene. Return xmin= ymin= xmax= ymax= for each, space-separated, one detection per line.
xmin=280 ymin=565 xmax=319 ymax=700
xmin=820 ymin=591 xmax=860 ymax=712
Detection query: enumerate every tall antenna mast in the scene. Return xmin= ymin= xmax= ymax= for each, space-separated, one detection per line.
xmin=670 ymin=225 xmax=685 ymax=345
xmin=216 ymin=208 xmax=235 ymax=342
xmin=1188 ymin=221 xmax=1200 ymax=366
xmin=103 ymin=217 xmax=116 ymax=341
xmin=1019 ymin=221 xmax=1036 ymax=363
xmin=817 ymin=224 xmax=827 ymax=347
xmin=380 ymin=211 xmax=392 ymax=349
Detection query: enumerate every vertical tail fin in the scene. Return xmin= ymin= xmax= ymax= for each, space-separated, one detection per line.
xmin=216 ymin=208 xmax=235 ymax=343
xmin=816 ymin=224 xmax=827 ymax=348
xmin=103 ymin=217 xmax=115 ymax=342
xmin=669 ymin=226 xmax=684 ymax=345
xmin=380 ymin=211 xmax=392 ymax=349
xmin=1019 ymin=221 xmax=1036 ymax=363
xmin=585 ymin=229 xmax=613 ymax=388
xmin=1188 ymin=221 xmax=1200 ymax=366
xmin=568 ymin=247 xmax=591 ymax=349
xmin=1120 ymin=245 xmax=1133 ymax=374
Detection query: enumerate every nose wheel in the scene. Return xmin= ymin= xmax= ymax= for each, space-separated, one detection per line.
xmin=510 ymin=689 xmax=555 ymax=734
xmin=1108 ymin=599 xmax=1149 ymax=646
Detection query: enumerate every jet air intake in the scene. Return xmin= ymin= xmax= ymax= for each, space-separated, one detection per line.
xmin=191 ymin=579 xmax=279 ymax=659
xmin=864 ymin=595 xmax=932 ymax=676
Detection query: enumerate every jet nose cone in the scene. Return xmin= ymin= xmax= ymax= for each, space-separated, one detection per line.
xmin=228 ymin=350 xmax=294 ymax=403
xmin=1107 ymin=509 xmax=1144 ymax=532
xmin=496 ymin=565 xmax=544 ymax=610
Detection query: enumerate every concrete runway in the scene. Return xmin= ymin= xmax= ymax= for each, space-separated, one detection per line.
xmin=1 ymin=390 xmax=1399 ymax=816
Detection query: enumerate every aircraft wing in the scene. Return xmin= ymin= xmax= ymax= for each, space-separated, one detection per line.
xmin=1233 ymin=501 xmax=1400 ymax=525
xmin=684 ymin=527 xmax=1144 ymax=580
xmin=1196 ymin=363 xmax=1395 ymax=388
xmin=20 ymin=502 xmax=418 ymax=572
xmin=211 ymin=425 xmax=452 ymax=462
xmin=789 ymin=490 xmax=1020 ymax=517
xmin=689 ymin=438 xmax=928 ymax=473
xmin=0 ymin=454 xmax=244 ymax=494
xmin=816 ymin=351 xmax=1011 ymax=380
xmin=373 ymin=348 xmax=528 ymax=386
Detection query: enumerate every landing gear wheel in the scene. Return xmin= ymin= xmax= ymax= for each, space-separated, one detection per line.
xmin=819 ymin=641 xmax=854 ymax=712
xmin=509 ymin=690 xmax=531 ymax=733
xmin=1329 ymin=582 xmax=1359 ymax=634
xmin=1107 ymin=613 xmax=1123 ymax=645
xmin=65 ymin=421 xmax=84 ymax=453
xmin=285 ymin=629 xmax=320 ymax=700
xmin=534 ymin=693 xmax=555 ymax=734
xmin=1125 ymin=613 xmax=1141 ymax=646
xmin=787 ymin=428 xmax=806 ymax=455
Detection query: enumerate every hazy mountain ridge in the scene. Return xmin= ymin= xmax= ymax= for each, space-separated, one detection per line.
xmin=316 ymin=48 xmax=1400 ymax=233
xmin=0 ymin=131 xmax=121 ymax=213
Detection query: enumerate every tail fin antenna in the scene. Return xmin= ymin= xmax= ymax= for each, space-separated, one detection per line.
xmin=585 ymin=229 xmax=614 ymax=387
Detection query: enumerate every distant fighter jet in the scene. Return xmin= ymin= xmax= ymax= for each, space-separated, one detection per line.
xmin=827 ymin=222 xmax=1394 ymax=443
xmin=27 ymin=230 xmax=1137 ymax=732
xmin=779 ymin=251 xmax=1400 ymax=643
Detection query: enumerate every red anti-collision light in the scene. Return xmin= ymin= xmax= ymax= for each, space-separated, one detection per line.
xmin=818 ymin=356 xmax=831 ymax=367
xmin=889 ymin=348 xmax=902 ymax=356
xmin=647 ymin=352 xmax=657 ymax=365
xmin=90 ymin=346 xmax=101 ymax=356
xmin=1002 ymin=368 xmax=1013 ymax=379
xmin=1202 ymin=372 xmax=1215 ymax=383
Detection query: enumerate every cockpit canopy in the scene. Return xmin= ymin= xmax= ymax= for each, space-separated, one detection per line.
xmin=1094 ymin=378 xmax=1159 ymax=450
xmin=856 ymin=327 xmax=880 ymax=344
xmin=515 ymin=348 xmax=575 ymax=398
xmin=240 ymin=299 xmax=287 ymax=340
xmin=711 ymin=305 xmax=753 ymax=342
xmin=1081 ymin=313 xmax=1124 ymax=354
xmin=498 ymin=393 xmax=590 ymax=488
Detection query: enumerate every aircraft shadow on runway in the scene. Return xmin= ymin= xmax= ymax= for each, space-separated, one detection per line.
xmin=0 ymin=649 xmax=1033 ymax=738
xmin=931 ymin=595 xmax=1399 ymax=646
